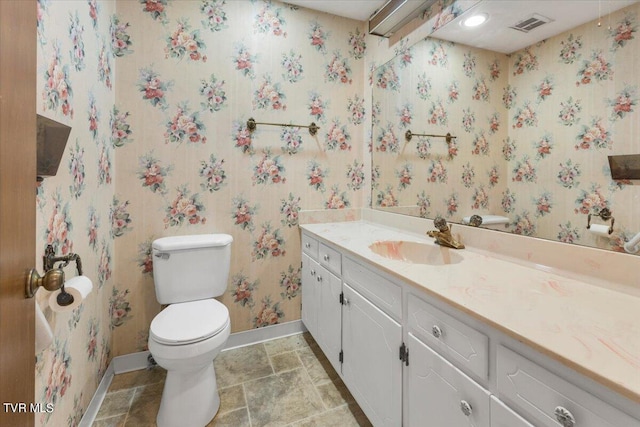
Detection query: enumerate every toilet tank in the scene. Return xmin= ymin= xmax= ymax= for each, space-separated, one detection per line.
xmin=152 ymin=234 xmax=233 ymax=304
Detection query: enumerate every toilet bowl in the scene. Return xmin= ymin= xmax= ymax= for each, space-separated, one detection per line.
xmin=149 ymin=234 xmax=233 ymax=427
xmin=149 ymin=299 xmax=230 ymax=427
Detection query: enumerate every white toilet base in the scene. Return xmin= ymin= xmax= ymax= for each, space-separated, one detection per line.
xmin=156 ymin=362 xmax=220 ymax=427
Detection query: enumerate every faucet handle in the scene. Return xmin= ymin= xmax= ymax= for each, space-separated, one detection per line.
xmin=433 ymin=217 xmax=448 ymax=232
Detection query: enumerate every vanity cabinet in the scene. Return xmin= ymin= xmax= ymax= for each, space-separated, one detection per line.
xmin=300 ymin=230 xmax=640 ymax=427
xmin=302 ymin=234 xmax=403 ymax=427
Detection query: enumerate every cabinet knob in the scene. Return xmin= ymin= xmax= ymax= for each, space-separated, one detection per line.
xmin=460 ymin=400 xmax=472 ymax=417
xmin=310 ymin=270 xmax=316 ymax=276
xmin=554 ymin=406 xmax=576 ymax=427
xmin=317 ymin=276 xmax=323 ymax=282
xmin=305 ymin=242 xmax=311 ymax=248
xmin=432 ymin=325 xmax=443 ymax=338
xmin=323 ymin=254 xmax=330 ymax=261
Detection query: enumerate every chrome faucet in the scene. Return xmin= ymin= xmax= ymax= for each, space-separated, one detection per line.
xmin=427 ymin=217 xmax=465 ymax=249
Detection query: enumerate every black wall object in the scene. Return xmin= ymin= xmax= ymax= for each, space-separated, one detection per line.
xmin=608 ymin=154 xmax=640 ymax=180
xmin=37 ymin=114 xmax=71 ymax=180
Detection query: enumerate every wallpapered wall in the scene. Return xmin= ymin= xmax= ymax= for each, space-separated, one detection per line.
xmin=371 ymin=38 xmax=509 ymax=220
xmin=35 ymin=0 xmax=116 ymax=425
xmin=372 ymin=3 xmax=640 ymax=253
xmin=34 ymin=0 xmax=368 ymax=424
xmin=111 ymin=0 xmax=367 ymax=355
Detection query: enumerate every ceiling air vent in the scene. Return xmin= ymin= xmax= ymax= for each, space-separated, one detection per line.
xmin=369 ymin=0 xmax=436 ymax=37
xmin=510 ymin=13 xmax=553 ymax=33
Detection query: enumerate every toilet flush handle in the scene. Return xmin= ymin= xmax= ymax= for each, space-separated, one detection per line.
xmin=155 ymin=253 xmax=170 ymax=260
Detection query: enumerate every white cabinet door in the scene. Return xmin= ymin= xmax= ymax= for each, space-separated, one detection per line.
xmin=406 ymin=333 xmax=490 ymax=427
xmin=301 ymin=253 xmax=319 ymax=338
xmin=316 ymin=267 xmax=342 ymax=374
xmin=491 ymin=396 xmax=534 ymax=427
xmin=342 ymin=284 xmax=402 ymax=427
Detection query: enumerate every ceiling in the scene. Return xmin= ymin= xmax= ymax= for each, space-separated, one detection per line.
xmin=284 ymin=0 xmax=387 ymax=21
xmin=431 ymin=0 xmax=638 ymax=54
xmin=284 ymin=0 xmax=638 ymax=53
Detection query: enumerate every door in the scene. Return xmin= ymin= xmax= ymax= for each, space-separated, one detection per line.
xmin=315 ymin=266 xmax=341 ymax=374
xmin=342 ymin=284 xmax=402 ymax=427
xmin=301 ymin=253 xmax=319 ymax=337
xmin=406 ymin=333 xmax=490 ymax=427
xmin=0 ymin=1 xmax=37 ymax=426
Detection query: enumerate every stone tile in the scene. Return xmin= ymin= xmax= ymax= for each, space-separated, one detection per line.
xmin=215 ymin=343 xmax=273 ymax=388
xmin=95 ymin=389 xmax=135 ymax=419
xmin=218 ymin=384 xmax=246 ymax=414
xmin=292 ymin=404 xmax=373 ymax=427
xmin=315 ymin=377 xmax=356 ymax=408
xmin=245 ymin=368 xmax=325 ymax=427
xmin=263 ymin=332 xmax=312 ymax=356
xmin=206 ymin=407 xmax=251 ymax=427
xmin=124 ymin=382 xmax=164 ymax=427
xmin=108 ymin=367 xmax=166 ymax=392
xmin=92 ymin=414 xmax=127 ymax=427
xmin=297 ymin=345 xmax=339 ymax=386
xmin=270 ymin=350 xmax=302 ymax=373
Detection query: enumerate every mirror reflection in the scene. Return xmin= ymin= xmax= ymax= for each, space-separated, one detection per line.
xmin=371 ymin=0 xmax=639 ymax=254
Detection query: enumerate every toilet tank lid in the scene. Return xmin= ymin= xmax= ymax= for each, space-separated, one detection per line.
xmin=153 ymin=234 xmax=233 ymax=251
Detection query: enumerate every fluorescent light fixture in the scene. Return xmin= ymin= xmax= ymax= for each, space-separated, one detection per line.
xmin=462 ymin=13 xmax=488 ymax=27
xmin=369 ymin=0 xmax=437 ymax=37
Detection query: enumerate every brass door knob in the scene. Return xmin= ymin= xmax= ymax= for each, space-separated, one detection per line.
xmin=25 ymin=268 xmax=65 ymax=298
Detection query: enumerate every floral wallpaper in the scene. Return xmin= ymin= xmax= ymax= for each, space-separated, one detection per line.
xmin=371 ymin=37 xmax=509 ymax=220
xmin=30 ymin=0 xmax=637 ymax=424
xmin=371 ymin=2 xmax=640 ymax=254
xmin=35 ymin=0 xmax=116 ymax=426
xmin=111 ymin=0 xmax=366 ymax=356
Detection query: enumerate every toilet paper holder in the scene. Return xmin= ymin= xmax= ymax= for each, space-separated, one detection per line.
xmin=25 ymin=245 xmax=83 ymax=306
xmin=586 ymin=208 xmax=615 ymax=235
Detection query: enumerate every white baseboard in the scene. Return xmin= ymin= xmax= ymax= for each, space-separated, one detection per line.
xmin=224 ymin=319 xmax=307 ymax=351
xmin=79 ymin=320 xmax=307 ymax=426
xmin=78 ymin=363 xmax=115 ymax=427
xmin=112 ymin=350 xmax=152 ymax=374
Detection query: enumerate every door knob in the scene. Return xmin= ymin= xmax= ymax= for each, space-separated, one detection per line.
xmin=25 ymin=268 xmax=65 ymax=298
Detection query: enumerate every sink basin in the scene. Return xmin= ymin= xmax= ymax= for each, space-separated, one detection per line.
xmin=369 ymin=240 xmax=463 ymax=265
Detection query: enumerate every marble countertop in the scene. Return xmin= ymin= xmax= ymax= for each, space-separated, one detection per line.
xmin=300 ymin=220 xmax=640 ymax=403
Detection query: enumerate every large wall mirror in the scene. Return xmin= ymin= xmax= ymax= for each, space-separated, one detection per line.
xmin=371 ymin=0 xmax=639 ymax=254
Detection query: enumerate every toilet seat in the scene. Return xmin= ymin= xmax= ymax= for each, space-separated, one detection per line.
xmin=150 ymin=299 xmax=229 ymax=346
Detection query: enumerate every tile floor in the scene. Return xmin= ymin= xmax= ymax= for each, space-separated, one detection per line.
xmin=92 ymin=332 xmax=372 ymax=427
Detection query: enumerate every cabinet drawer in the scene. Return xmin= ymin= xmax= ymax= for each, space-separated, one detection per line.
xmin=497 ymin=345 xmax=640 ymax=427
xmin=343 ymin=256 xmax=402 ymax=320
xmin=302 ymin=233 xmax=319 ymax=259
xmin=407 ymin=294 xmax=488 ymax=380
xmin=319 ymin=243 xmax=341 ymax=275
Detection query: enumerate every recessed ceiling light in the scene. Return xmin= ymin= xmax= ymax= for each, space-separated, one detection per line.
xmin=462 ymin=13 xmax=489 ymax=28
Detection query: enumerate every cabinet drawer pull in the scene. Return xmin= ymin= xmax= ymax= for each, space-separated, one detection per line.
xmin=323 ymin=254 xmax=330 ymax=261
xmin=317 ymin=276 xmax=323 ymax=283
xmin=460 ymin=400 xmax=472 ymax=417
xmin=305 ymin=242 xmax=311 ymax=248
xmin=554 ymin=406 xmax=576 ymax=427
xmin=310 ymin=269 xmax=316 ymax=276
xmin=432 ymin=325 xmax=443 ymax=338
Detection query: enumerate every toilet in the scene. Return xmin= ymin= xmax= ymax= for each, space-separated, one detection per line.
xmin=148 ymin=234 xmax=233 ymax=427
